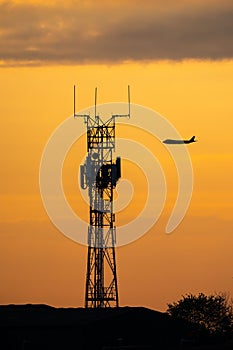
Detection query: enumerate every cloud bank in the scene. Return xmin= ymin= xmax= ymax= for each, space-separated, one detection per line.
xmin=0 ymin=1 xmax=232 ymax=66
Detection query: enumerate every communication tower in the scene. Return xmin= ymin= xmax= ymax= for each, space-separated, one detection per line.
xmin=74 ymin=87 xmax=130 ymax=308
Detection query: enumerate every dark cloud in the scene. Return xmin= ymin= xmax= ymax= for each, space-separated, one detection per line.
xmin=0 ymin=1 xmax=232 ymax=66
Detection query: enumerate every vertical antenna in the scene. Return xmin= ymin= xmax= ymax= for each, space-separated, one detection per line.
xmin=128 ymin=85 xmax=131 ymax=118
xmin=74 ymin=85 xmax=76 ymax=117
xmin=95 ymin=87 xmax=97 ymax=118
xmin=73 ymin=86 xmax=90 ymax=119
xmin=112 ymin=85 xmax=131 ymax=118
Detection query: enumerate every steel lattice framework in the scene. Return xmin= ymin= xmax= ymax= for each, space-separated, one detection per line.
xmin=74 ymin=87 xmax=130 ymax=308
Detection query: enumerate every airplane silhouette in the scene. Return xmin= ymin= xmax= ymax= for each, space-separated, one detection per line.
xmin=163 ymin=136 xmax=197 ymax=144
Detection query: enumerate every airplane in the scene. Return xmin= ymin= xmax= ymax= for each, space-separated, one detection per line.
xmin=163 ymin=136 xmax=197 ymax=144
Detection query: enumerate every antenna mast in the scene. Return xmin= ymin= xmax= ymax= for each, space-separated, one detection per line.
xmin=74 ymin=86 xmax=130 ymax=307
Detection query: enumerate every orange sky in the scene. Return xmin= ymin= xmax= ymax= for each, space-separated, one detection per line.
xmin=0 ymin=0 xmax=233 ymax=311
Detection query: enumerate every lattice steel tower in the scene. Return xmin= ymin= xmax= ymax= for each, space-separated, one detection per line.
xmin=74 ymin=87 xmax=130 ymax=308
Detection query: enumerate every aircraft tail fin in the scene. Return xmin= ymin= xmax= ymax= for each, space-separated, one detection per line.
xmin=190 ymin=136 xmax=196 ymax=142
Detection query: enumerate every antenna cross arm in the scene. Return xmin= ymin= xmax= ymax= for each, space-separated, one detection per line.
xmin=112 ymin=114 xmax=130 ymax=119
xmin=74 ymin=113 xmax=90 ymax=118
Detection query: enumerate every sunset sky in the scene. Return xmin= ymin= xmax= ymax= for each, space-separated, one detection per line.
xmin=0 ymin=0 xmax=233 ymax=311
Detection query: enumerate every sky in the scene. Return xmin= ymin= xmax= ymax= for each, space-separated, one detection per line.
xmin=0 ymin=0 xmax=233 ymax=311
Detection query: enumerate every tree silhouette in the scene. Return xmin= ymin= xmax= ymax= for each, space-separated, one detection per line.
xmin=167 ymin=293 xmax=233 ymax=343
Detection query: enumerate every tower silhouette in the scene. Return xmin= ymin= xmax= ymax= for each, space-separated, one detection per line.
xmin=74 ymin=87 xmax=130 ymax=307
